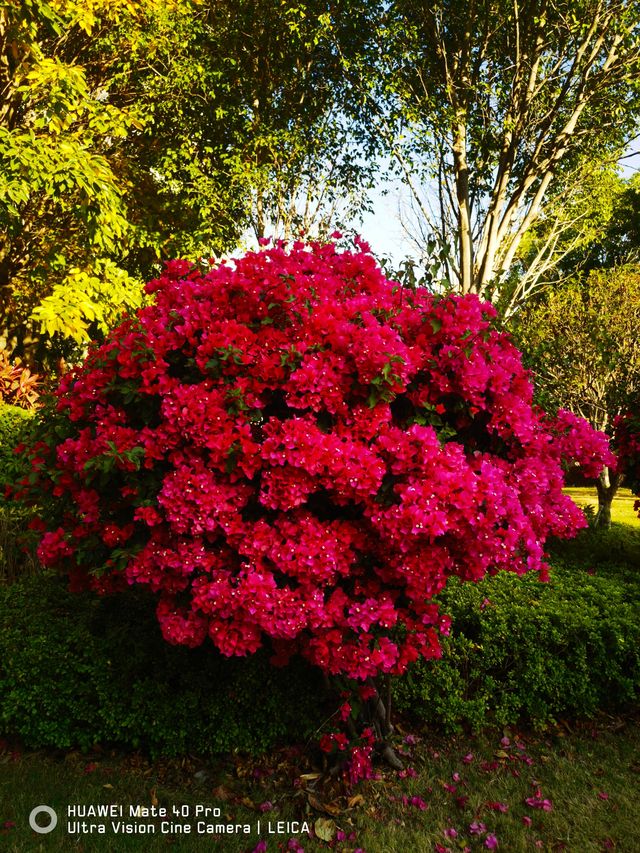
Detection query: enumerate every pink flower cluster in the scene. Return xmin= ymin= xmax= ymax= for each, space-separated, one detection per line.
xmin=23 ymin=240 xmax=613 ymax=679
xmin=614 ymin=410 xmax=640 ymax=518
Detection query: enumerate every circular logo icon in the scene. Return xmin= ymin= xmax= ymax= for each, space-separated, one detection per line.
xmin=29 ymin=805 xmax=58 ymax=834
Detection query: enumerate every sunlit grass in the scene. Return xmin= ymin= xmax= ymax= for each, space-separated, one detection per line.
xmin=564 ymin=486 xmax=640 ymax=528
xmin=554 ymin=487 xmax=640 ymax=572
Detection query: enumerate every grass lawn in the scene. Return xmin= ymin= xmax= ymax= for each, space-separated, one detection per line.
xmin=2 ymin=714 xmax=639 ymax=853
xmin=555 ymin=487 xmax=640 ymax=570
xmin=564 ymin=487 xmax=640 ymax=527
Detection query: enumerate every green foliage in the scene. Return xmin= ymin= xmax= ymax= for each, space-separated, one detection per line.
xmin=100 ymin=0 xmax=376 ymax=246
xmin=548 ymin=519 xmax=640 ymax=573
xmin=1 ymin=1 xmax=376 ymax=359
xmin=514 ymin=170 xmax=640 ymax=305
xmin=605 ymin=173 xmax=640 ymax=265
xmin=30 ymin=260 xmax=147 ymax=344
xmin=0 ymin=403 xmax=38 ymax=582
xmin=0 ymin=402 xmax=34 ymax=491
xmin=3 ymin=558 xmax=638 ymax=754
xmin=511 ymin=266 xmax=640 ymax=433
xmin=0 ymin=574 xmax=324 ymax=755
xmin=0 ymin=0 xmax=150 ymax=354
xmin=393 ymin=567 xmax=640 ymax=733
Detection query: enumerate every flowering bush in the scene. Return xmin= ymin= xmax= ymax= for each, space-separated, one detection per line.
xmin=614 ymin=409 xmax=640 ymax=517
xmin=21 ymin=239 xmax=613 ymax=680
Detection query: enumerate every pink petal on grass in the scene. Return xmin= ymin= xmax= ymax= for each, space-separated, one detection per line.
xmin=522 ymin=816 xmax=532 ymax=827
xmin=525 ymin=797 xmax=553 ymax=811
xmin=444 ymin=827 xmax=458 ymax=839
xmin=598 ymin=791 xmax=609 ymax=801
xmin=462 ymin=753 xmax=474 ymax=764
xmin=485 ymin=835 xmax=499 ymax=850
xmin=398 ymin=767 xmax=418 ymax=778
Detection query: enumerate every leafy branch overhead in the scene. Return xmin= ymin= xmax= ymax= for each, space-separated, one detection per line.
xmin=0 ymin=0 xmax=148 ymax=351
xmin=0 ymin=0 xmax=376 ymax=359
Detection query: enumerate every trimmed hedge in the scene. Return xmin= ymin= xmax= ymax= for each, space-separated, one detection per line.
xmin=394 ymin=565 xmax=640 ymax=732
xmin=1 ymin=565 xmax=638 ymax=756
xmin=0 ymin=574 xmax=324 ymax=756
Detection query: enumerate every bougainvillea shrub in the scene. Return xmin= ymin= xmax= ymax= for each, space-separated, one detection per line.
xmin=614 ymin=409 xmax=640 ymax=517
xmin=21 ymin=239 xmax=613 ymax=680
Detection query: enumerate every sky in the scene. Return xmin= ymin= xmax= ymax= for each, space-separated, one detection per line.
xmin=358 ymin=183 xmax=415 ymax=265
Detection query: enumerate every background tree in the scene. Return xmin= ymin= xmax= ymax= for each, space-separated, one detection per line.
xmin=351 ymin=0 xmax=640 ymax=300
xmin=1 ymin=0 xmax=375 ymax=360
xmin=194 ymin=0 xmax=376 ymax=242
xmin=513 ymin=266 xmax=640 ymax=527
xmin=89 ymin=0 xmax=374 ymax=253
xmin=0 ymin=0 xmax=146 ymax=355
xmin=514 ymin=169 xmax=640 ymax=301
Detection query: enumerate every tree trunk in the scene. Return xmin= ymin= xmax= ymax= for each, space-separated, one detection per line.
xmin=594 ymin=466 xmax=622 ymax=529
xmin=452 ymin=122 xmax=474 ymax=294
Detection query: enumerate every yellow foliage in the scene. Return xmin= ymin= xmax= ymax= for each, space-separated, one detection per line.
xmin=50 ymin=0 xmax=193 ymax=33
xmin=30 ymin=261 xmax=149 ymax=344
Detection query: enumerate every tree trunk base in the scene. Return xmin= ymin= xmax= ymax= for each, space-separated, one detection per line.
xmin=594 ymin=467 xmax=622 ymax=530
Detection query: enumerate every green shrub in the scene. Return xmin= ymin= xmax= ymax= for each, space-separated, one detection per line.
xmin=0 ymin=574 xmax=324 ymax=756
xmin=548 ymin=523 xmax=640 ymax=572
xmin=0 ymin=403 xmax=38 ymax=582
xmin=393 ymin=567 xmax=640 ymax=733
xmin=0 ymin=402 xmax=34 ymax=494
xmin=3 ymin=567 xmax=638 ymax=757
